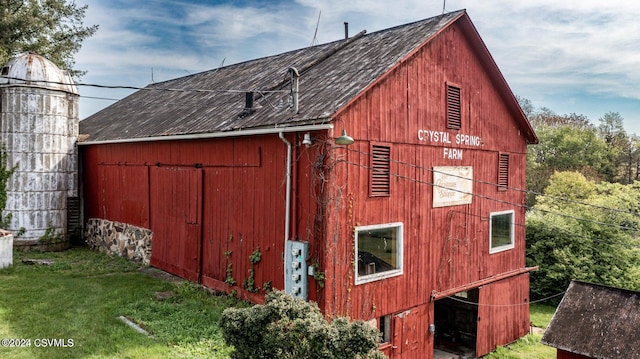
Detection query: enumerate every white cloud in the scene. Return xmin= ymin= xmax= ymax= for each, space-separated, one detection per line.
xmin=74 ymin=0 xmax=640 ymax=132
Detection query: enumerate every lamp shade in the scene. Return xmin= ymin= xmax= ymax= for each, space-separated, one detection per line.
xmin=335 ymin=129 xmax=354 ymax=145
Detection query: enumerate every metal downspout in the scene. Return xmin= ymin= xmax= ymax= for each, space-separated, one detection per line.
xmin=279 ymin=132 xmax=292 ymax=279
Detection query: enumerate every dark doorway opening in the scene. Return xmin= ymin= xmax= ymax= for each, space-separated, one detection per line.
xmin=434 ymin=289 xmax=478 ymax=358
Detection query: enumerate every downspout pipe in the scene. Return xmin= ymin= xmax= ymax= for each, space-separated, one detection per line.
xmin=279 ymin=131 xmax=292 ymax=248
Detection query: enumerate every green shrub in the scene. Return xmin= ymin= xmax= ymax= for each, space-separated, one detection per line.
xmin=220 ymin=290 xmax=386 ymax=359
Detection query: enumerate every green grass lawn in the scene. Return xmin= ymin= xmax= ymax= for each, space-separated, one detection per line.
xmin=0 ymin=248 xmax=245 ymax=359
xmin=483 ymin=303 xmax=557 ymax=359
xmin=1 ymin=247 xmax=558 ymax=359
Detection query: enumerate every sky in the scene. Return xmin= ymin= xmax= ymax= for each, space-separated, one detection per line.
xmin=75 ymin=0 xmax=640 ymax=135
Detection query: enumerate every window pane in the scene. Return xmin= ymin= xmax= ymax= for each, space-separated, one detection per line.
xmin=357 ymin=226 xmax=399 ymax=276
xmin=491 ymin=212 xmax=513 ymax=249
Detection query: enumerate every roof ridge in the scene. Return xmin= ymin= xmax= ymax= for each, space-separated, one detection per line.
xmin=257 ymin=29 xmax=368 ymax=98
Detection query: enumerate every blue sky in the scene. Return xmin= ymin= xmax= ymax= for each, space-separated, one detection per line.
xmin=75 ymin=0 xmax=640 ymax=135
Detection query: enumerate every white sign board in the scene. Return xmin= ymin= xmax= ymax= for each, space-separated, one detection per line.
xmin=432 ymin=166 xmax=473 ymax=208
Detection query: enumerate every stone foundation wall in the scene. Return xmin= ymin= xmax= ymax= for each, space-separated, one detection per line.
xmin=84 ymin=218 xmax=152 ymax=265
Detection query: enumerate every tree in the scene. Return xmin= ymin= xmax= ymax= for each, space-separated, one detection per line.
xmin=526 ymin=118 xmax=610 ymax=206
xmin=526 ymin=172 xmax=640 ymax=301
xmin=516 ymin=95 xmax=534 ymax=120
xmin=598 ymin=112 xmax=638 ymax=183
xmin=0 ymin=0 xmax=98 ymax=77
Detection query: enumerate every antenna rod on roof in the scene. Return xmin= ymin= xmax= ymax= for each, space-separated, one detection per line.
xmin=311 ymin=10 xmax=321 ymax=45
xmin=442 ymin=0 xmax=446 ymax=14
xmin=344 ymin=22 xmax=348 ymax=39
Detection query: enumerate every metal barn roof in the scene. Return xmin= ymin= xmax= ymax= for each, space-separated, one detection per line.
xmin=79 ymin=9 xmax=536 ymax=144
xmin=541 ymin=280 xmax=640 ymax=359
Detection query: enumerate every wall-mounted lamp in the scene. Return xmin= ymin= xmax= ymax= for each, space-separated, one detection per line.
xmin=302 ymin=132 xmax=313 ymax=146
xmin=335 ymin=129 xmax=354 ymax=145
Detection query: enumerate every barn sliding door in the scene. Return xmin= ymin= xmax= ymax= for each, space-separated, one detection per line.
xmin=476 ymin=275 xmax=530 ymax=356
xmin=149 ymin=166 xmax=203 ymax=282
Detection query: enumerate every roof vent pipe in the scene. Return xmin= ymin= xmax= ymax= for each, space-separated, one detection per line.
xmin=245 ymin=91 xmax=254 ymax=110
xmin=288 ymin=67 xmax=299 ymax=113
xmin=344 ymin=22 xmax=349 ymax=39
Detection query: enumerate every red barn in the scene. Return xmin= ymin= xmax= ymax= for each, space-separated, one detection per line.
xmin=79 ymin=10 xmax=538 ymax=358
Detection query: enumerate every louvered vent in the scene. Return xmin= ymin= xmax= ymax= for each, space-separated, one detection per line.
xmin=498 ymin=153 xmax=509 ymax=190
xmin=446 ymin=84 xmax=461 ymax=129
xmin=67 ymin=196 xmax=82 ymax=244
xmin=371 ymin=145 xmax=391 ymax=196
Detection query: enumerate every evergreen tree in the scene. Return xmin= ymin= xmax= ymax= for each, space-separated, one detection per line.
xmin=0 ymin=0 xmax=98 ymax=77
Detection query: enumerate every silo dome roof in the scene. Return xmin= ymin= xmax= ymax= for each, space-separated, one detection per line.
xmin=0 ymin=52 xmax=78 ymax=94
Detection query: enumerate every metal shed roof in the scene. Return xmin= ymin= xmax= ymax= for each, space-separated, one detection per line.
xmin=541 ymin=280 xmax=640 ymax=359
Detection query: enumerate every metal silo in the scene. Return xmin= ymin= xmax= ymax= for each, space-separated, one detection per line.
xmin=0 ymin=53 xmax=79 ymax=250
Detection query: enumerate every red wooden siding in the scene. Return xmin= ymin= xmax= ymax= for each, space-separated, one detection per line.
xmin=81 ymin=135 xmax=292 ymax=301
xmin=392 ymin=304 xmax=432 ymax=359
xmin=325 ymin=18 xmax=527 ymax=315
xmin=149 ymin=166 xmax=202 ymax=282
xmin=476 ymin=274 xmax=530 ymax=356
xmin=96 ymin=165 xmax=150 ymax=228
xmin=321 ymin=19 xmax=530 ymax=359
xmin=558 ymin=350 xmax=590 ymax=359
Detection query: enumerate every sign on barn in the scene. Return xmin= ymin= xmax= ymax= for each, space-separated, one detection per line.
xmin=432 ymin=166 xmax=473 ymax=207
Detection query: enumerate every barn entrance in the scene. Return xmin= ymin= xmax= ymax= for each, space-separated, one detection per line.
xmin=433 ymin=289 xmax=478 ymax=358
xmin=149 ymin=166 xmax=203 ymax=282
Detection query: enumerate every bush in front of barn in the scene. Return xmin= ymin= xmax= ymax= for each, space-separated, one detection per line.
xmin=220 ymin=290 xmax=386 ymax=359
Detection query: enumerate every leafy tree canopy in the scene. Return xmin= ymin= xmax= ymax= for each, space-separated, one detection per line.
xmin=526 ymin=118 xmax=611 ymax=205
xmin=521 ymin=100 xmax=640 ymax=206
xmin=526 ymin=171 xmax=640 ymax=301
xmin=0 ymin=0 xmax=98 ymax=77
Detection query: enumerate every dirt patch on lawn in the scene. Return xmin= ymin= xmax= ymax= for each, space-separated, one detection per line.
xmin=138 ymin=267 xmax=186 ymax=284
xmin=531 ymin=326 xmax=545 ymax=334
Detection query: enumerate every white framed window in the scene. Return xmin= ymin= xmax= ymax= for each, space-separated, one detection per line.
xmin=355 ymin=222 xmax=403 ymax=285
xmin=489 ymin=210 xmax=515 ymax=253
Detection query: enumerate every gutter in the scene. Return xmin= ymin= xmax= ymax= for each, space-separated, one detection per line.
xmin=77 ymin=123 xmax=333 ymax=146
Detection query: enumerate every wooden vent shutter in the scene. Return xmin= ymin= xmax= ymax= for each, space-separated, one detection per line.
xmin=371 ymin=145 xmax=391 ymax=196
xmin=446 ymin=84 xmax=462 ymax=129
xmin=498 ymin=153 xmax=509 ymax=190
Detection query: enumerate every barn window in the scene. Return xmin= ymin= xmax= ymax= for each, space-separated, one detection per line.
xmin=498 ymin=153 xmax=509 ymax=191
xmin=355 ymin=222 xmax=403 ymax=284
xmin=370 ymin=145 xmax=391 ymax=196
xmin=446 ymin=83 xmax=462 ymax=130
xmin=489 ymin=210 xmax=515 ymax=253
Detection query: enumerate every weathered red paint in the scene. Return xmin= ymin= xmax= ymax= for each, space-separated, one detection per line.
xmin=558 ymin=351 xmax=590 ymax=359
xmin=82 ymin=135 xmax=290 ymax=301
xmin=319 ymin=20 xmax=531 ymax=358
xmin=80 ymin=15 xmax=534 ymax=359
